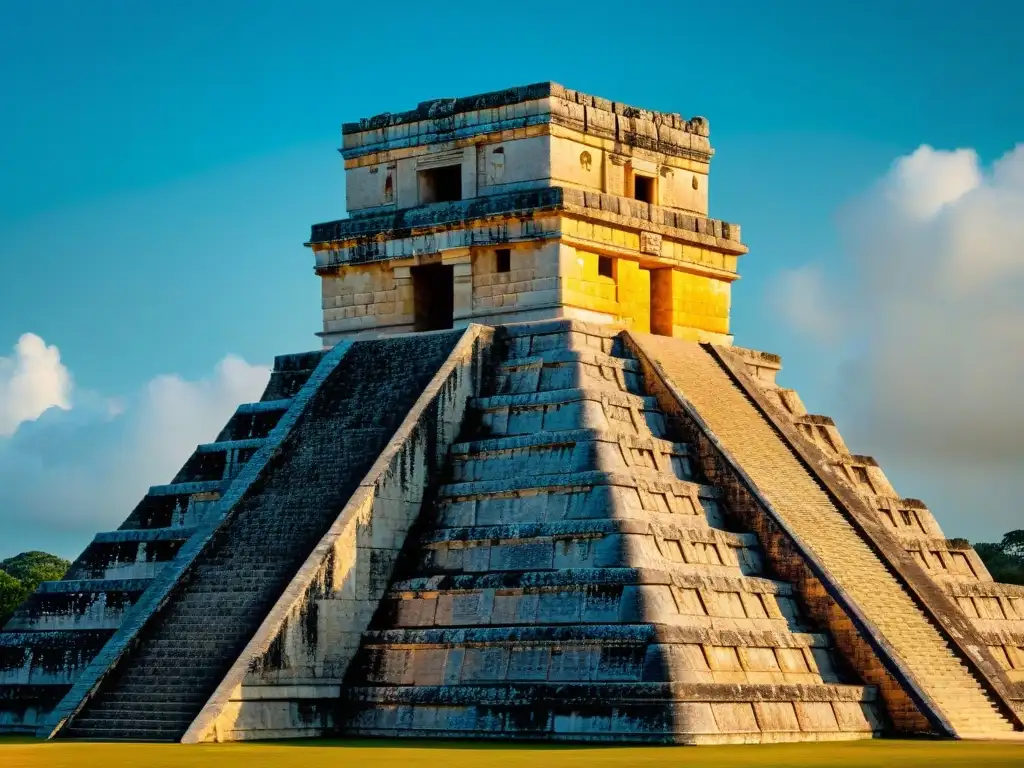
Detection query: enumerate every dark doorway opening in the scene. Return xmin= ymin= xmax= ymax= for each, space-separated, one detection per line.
xmin=412 ymin=264 xmax=454 ymax=331
xmin=418 ymin=165 xmax=462 ymax=204
xmin=634 ymin=174 xmax=655 ymax=204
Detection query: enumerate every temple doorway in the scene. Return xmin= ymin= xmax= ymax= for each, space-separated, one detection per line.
xmin=411 ymin=264 xmax=454 ymax=331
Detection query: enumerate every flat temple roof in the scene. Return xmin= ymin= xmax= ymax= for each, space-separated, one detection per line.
xmin=342 ymin=81 xmax=709 ymax=139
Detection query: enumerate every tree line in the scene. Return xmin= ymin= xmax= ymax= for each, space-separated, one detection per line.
xmin=0 ymin=551 xmax=71 ymax=626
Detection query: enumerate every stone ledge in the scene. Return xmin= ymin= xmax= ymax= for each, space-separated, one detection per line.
xmin=499 ymin=317 xmax=625 ymax=340
xmin=342 ymin=681 xmax=877 ymax=705
xmin=307 ymin=187 xmax=743 ymax=256
xmin=449 ymin=428 xmax=687 ymax=456
xmin=437 ymin=470 xmax=719 ymax=501
xmin=0 ymin=630 xmax=113 ymax=649
xmin=501 ymin=349 xmax=640 ymax=371
xmin=947 ymin=582 xmax=1024 ymax=599
xmin=417 ymin=519 xmax=757 ymax=547
xmin=234 ymin=399 xmax=292 ymax=414
xmin=343 ymin=83 xmax=704 ymax=137
xmin=471 ymin=387 xmax=657 ymax=411
xmin=195 ymin=439 xmax=264 ymax=454
xmin=93 ymin=528 xmax=197 ymax=544
xmin=36 ymin=579 xmax=151 ymax=595
xmin=389 ymin=567 xmax=793 ymax=595
xmin=360 ymin=624 xmax=830 ymax=649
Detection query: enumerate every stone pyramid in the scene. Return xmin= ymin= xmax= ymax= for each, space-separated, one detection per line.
xmin=0 ymin=83 xmax=1020 ymax=744
xmin=336 ymin=321 xmax=885 ymax=743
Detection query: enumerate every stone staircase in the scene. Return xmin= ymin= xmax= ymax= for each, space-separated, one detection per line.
xmin=725 ymin=344 xmax=1024 ymax=726
xmin=57 ymin=332 xmax=463 ymax=741
xmin=0 ymin=351 xmax=324 ymax=735
xmin=629 ymin=334 xmax=1021 ymax=738
xmin=339 ymin=322 xmax=884 ymax=744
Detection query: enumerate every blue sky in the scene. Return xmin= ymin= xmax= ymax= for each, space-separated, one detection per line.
xmin=1 ymin=0 xmax=1021 ymax=558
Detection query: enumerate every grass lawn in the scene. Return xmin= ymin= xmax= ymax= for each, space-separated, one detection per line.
xmin=2 ymin=737 xmax=1023 ymax=768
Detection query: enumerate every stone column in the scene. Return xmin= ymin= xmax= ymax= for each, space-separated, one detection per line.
xmin=441 ymin=247 xmax=473 ymax=328
xmin=392 ymin=265 xmax=414 ymax=326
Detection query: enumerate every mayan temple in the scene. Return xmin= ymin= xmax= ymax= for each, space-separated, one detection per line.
xmin=2 ymin=82 xmax=1022 ymax=745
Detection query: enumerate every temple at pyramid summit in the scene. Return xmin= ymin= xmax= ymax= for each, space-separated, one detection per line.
xmin=2 ymin=82 xmax=1023 ymax=744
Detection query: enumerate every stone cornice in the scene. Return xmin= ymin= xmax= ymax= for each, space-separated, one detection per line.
xmin=343 ymin=81 xmax=708 ymax=138
xmin=341 ymin=82 xmax=713 ymax=163
xmin=307 ymin=187 xmax=746 ymax=260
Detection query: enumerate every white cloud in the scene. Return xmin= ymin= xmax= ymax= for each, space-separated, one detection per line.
xmin=0 ymin=333 xmax=72 ymax=437
xmin=0 ymin=337 xmax=269 ymax=559
xmin=768 ymin=265 xmax=844 ymax=344
xmin=774 ymin=144 xmax=1024 ymax=540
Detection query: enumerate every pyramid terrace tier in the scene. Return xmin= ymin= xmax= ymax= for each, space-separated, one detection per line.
xmin=434 ymin=472 xmax=729 ymax=529
xmin=379 ymin=568 xmax=814 ymax=635
xmin=411 ymin=519 xmax=764 ymax=577
xmin=351 ymin=624 xmax=855 ymax=688
xmin=339 ymin=681 xmax=883 ymax=744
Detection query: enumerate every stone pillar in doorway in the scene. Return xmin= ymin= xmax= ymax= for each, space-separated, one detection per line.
xmin=442 ymin=247 xmax=473 ymax=328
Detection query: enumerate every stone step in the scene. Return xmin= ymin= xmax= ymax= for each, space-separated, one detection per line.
xmin=86 ymin=690 xmax=206 ymax=706
xmin=61 ymin=716 xmax=184 ymax=740
xmin=468 ymin=387 xmax=666 ymax=439
xmin=412 ymin=519 xmax=764 ymax=577
xmin=447 ymin=429 xmax=694 ymax=484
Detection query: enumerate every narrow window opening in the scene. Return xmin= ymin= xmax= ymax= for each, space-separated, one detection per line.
xmin=411 ymin=264 xmax=454 ymax=331
xmin=418 ymin=164 xmax=462 ymax=204
xmin=496 ymin=248 xmax=511 ymax=273
xmin=598 ymin=255 xmax=614 ymax=278
xmin=634 ymin=174 xmax=655 ymax=204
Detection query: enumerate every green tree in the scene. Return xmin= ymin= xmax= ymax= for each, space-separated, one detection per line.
xmin=0 ymin=551 xmax=70 ymax=592
xmin=974 ymin=530 xmax=1024 ymax=586
xmin=0 ymin=569 xmax=30 ymax=627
